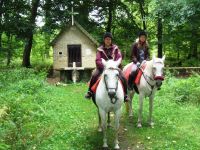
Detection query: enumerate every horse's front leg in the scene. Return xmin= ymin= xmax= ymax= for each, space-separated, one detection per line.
xmin=99 ymin=108 xmax=108 ymax=148
xmin=97 ymin=108 xmax=102 ymax=132
xmin=138 ymin=94 xmax=144 ymax=128
xmin=127 ymin=90 xmax=134 ymax=117
xmin=107 ymin=112 xmax=111 ymax=128
xmin=114 ymin=109 xmax=122 ymax=150
xmin=148 ymin=95 xmax=154 ymax=127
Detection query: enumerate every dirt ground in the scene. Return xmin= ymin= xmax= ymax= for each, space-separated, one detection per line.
xmin=46 ymin=77 xmax=60 ymax=85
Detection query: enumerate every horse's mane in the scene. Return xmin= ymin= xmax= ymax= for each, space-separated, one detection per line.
xmin=145 ymin=58 xmax=164 ymax=71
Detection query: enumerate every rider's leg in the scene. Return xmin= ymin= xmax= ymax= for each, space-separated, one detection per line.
xmin=85 ymin=69 xmax=103 ymax=99
xmin=119 ymin=71 xmax=130 ymax=102
xmin=128 ymin=64 xmax=138 ymax=90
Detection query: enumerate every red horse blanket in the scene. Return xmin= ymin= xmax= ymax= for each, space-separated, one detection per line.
xmin=124 ymin=63 xmax=147 ymax=85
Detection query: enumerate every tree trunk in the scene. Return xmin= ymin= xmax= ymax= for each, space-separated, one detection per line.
xmin=0 ymin=32 xmax=2 ymax=49
xmin=189 ymin=40 xmax=198 ymax=59
xmin=157 ymin=16 xmax=163 ymax=58
xmin=192 ymin=43 xmax=198 ymax=58
xmin=22 ymin=0 xmax=40 ymax=67
xmin=7 ymin=34 xmax=12 ymax=66
xmin=22 ymin=34 xmax=33 ymax=67
xmin=138 ymin=0 xmax=146 ymax=30
xmin=188 ymin=31 xmax=198 ymax=59
xmin=44 ymin=0 xmax=51 ymax=59
xmin=191 ymin=32 xmax=198 ymax=58
xmin=106 ymin=0 xmax=113 ymax=32
xmin=44 ymin=33 xmax=50 ymax=59
xmin=0 ymin=0 xmax=5 ymax=49
xmin=177 ymin=43 xmax=180 ymax=61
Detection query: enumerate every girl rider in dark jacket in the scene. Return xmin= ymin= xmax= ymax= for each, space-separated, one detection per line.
xmin=85 ymin=32 xmax=129 ymax=102
xmin=128 ymin=31 xmax=150 ymax=89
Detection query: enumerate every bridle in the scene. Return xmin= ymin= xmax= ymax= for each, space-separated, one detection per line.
xmin=104 ymin=67 xmax=120 ymax=104
xmin=139 ymin=62 xmax=164 ymax=96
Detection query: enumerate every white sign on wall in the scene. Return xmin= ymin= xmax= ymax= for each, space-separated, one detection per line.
xmin=85 ymin=48 xmax=92 ymax=56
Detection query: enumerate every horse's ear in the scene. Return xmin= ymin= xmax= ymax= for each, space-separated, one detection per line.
xmin=116 ymin=58 xmax=122 ymax=67
xmin=102 ymin=58 xmax=106 ymax=67
xmin=152 ymin=55 xmax=156 ymax=63
xmin=162 ymin=55 xmax=166 ymax=62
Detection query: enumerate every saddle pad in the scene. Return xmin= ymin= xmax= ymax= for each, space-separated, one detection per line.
xmin=123 ymin=63 xmax=133 ymax=81
xmin=135 ymin=63 xmax=147 ymax=85
xmin=91 ymin=78 xmax=101 ymax=93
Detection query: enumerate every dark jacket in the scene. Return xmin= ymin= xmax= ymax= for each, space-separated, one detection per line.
xmin=130 ymin=40 xmax=150 ymax=64
xmin=96 ymin=44 xmax=122 ymax=70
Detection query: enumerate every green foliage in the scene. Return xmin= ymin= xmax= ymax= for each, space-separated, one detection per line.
xmin=168 ymin=75 xmax=200 ymax=104
xmin=149 ymin=0 xmax=200 ymax=64
xmin=0 ymin=68 xmax=200 ymax=149
xmin=0 ymin=0 xmax=199 ymax=67
xmin=0 ymin=68 xmax=50 ymax=149
xmin=181 ymin=58 xmax=200 ymax=67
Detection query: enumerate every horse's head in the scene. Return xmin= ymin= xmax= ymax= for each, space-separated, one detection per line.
xmin=102 ymin=58 xmax=121 ymax=99
xmin=152 ymin=55 xmax=165 ymax=88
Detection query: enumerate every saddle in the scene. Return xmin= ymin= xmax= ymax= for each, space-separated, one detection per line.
xmin=135 ymin=63 xmax=147 ymax=84
xmin=124 ymin=62 xmax=147 ymax=85
xmin=91 ymin=78 xmax=101 ymax=93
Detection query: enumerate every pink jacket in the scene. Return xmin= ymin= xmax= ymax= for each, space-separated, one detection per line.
xmin=96 ymin=44 xmax=122 ymax=70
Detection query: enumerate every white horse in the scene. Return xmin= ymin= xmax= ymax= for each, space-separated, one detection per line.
xmin=95 ymin=58 xmax=124 ymax=149
xmin=123 ymin=55 xmax=165 ymax=128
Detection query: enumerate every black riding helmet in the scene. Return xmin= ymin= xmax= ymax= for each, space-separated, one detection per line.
xmin=103 ymin=32 xmax=113 ymax=39
xmin=138 ymin=30 xmax=147 ymax=37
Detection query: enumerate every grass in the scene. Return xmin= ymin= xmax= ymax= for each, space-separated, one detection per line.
xmin=0 ymin=68 xmax=200 ymax=150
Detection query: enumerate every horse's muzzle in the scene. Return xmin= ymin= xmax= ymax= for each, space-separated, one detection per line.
xmin=108 ymin=89 xmax=116 ymax=98
xmin=156 ymin=80 xmax=163 ymax=87
xmin=154 ymin=76 xmax=164 ymax=81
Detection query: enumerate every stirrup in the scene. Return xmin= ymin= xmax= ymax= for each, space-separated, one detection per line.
xmin=85 ymin=91 xmax=93 ymax=99
xmin=128 ymin=84 xmax=133 ymax=90
xmin=124 ymin=95 xmax=130 ymax=102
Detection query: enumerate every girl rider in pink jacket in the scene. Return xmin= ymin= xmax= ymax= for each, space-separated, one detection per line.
xmin=85 ymin=32 xmax=129 ymax=102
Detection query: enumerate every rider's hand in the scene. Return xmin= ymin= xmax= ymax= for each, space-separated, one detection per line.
xmin=136 ymin=62 xmax=140 ymax=67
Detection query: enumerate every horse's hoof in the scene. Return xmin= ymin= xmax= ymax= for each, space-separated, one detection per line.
xmin=149 ymin=122 xmax=154 ymax=128
xmin=102 ymin=145 xmax=108 ymax=150
xmin=137 ymin=123 xmax=142 ymax=128
xmin=114 ymin=145 xmax=120 ymax=149
xmin=98 ymin=127 xmax=102 ymax=132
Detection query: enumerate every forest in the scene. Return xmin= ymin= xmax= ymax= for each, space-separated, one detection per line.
xmin=1 ymin=1 xmax=200 ymax=149
xmin=0 ymin=0 xmax=199 ymax=68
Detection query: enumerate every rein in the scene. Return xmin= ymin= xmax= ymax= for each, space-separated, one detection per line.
xmin=104 ymin=67 xmax=120 ymax=104
xmin=138 ymin=63 xmax=164 ymax=96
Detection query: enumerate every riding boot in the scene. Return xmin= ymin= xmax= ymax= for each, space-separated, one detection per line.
xmin=128 ymin=71 xmax=137 ymax=90
xmin=119 ymin=73 xmax=130 ymax=102
xmin=85 ymin=81 xmax=95 ymax=100
xmin=85 ymin=78 xmax=95 ymax=100
xmin=123 ymin=83 xmax=130 ymax=102
xmin=85 ymin=90 xmax=93 ymax=99
xmin=85 ymin=69 xmax=102 ymax=100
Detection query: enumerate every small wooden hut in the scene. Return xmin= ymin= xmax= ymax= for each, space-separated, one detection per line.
xmin=51 ymin=21 xmax=99 ymax=82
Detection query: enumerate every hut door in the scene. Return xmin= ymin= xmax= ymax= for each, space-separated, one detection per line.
xmin=68 ymin=45 xmax=81 ymax=67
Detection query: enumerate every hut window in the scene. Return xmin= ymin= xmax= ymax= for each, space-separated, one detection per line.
xmin=68 ymin=45 xmax=81 ymax=67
